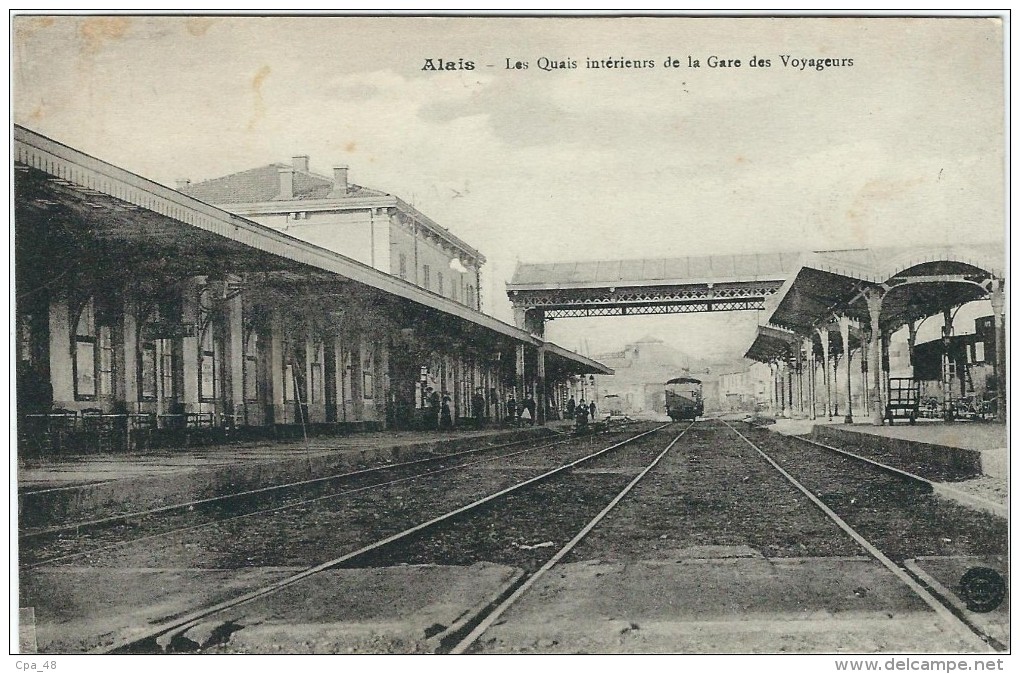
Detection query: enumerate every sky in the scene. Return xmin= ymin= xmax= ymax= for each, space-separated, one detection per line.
xmin=12 ymin=15 xmax=1006 ymax=362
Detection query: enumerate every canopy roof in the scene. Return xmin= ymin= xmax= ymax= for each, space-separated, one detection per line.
xmin=666 ymin=376 xmax=703 ymax=386
xmin=14 ymin=125 xmax=609 ymax=376
xmin=745 ymin=245 xmax=1004 ymax=362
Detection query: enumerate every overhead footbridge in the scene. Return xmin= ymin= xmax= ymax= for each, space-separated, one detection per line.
xmin=507 ymin=253 xmax=801 ymax=336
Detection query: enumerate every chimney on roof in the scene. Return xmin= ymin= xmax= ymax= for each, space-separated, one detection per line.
xmin=278 ymin=166 xmax=294 ymax=199
xmin=175 ymin=178 xmax=191 ymax=190
xmin=329 ymin=165 xmax=349 ymax=198
xmin=292 ymin=155 xmax=310 ymax=173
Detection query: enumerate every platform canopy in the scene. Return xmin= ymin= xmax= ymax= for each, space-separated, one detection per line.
xmin=745 ymin=325 xmax=802 ymax=363
xmin=14 ymin=125 xmax=610 ymax=376
xmin=744 ymin=244 xmax=1004 ymax=361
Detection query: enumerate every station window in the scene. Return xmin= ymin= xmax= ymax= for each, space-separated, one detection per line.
xmin=198 ymin=288 xmax=219 ymax=402
xmin=73 ymin=297 xmax=115 ymax=400
xmin=98 ymin=325 xmax=113 ymax=396
xmin=398 ymin=253 xmax=408 ymax=280
xmin=422 ymin=264 xmax=431 ymax=290
xmin=283 ymin=336 xmax=296 ymax=402
xmin=73 ymin=299 xmax=97 ymax=399
xmin=437 ymin=272 xmax=444 ymax=296
xmin=362 ymin=343 xmax=375 ymax=399
xmin=243 ymin=331 xmax=259 ymax=402
xmin=340 ymin=347 xmax=352 ymax=408
xmin=310 ymin=341 xmax=324 ymax=404
xmin=140 ymin=336 xmax=158 ymax=401
xmin=139 ymin=301 xmax=181 ymax=404
xmin=161 ymin=342 xmax=177 ymax=402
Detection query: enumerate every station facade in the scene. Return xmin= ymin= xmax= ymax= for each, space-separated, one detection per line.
xmin=14 ymin=126 xmax=609 ymax=454
xmin=178 ymin=159 xmax=484 ymax=310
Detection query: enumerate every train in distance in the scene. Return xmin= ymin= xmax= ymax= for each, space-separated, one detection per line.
xmin=665 ymin=377 xmax=705 ymax=421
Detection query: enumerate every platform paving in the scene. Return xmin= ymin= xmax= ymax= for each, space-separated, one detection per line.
xmin=477 ymin=549 xmax=990 ymax=654
xmin=847 ymin=421 xmax=1006 ymax=452
xmin=22 ymin=562 xmax=521 ymax=654
xmin=756 ymin=418 xmax=1008 ymax=517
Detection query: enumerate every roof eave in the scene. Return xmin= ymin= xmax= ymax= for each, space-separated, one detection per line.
xmin=393 ymin=197 xmax=486 ymax=265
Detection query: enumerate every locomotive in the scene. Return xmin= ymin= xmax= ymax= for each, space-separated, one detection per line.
xmin=665 ymin=376 xmax=704 ymax=421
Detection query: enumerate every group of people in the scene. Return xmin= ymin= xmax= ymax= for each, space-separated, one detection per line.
xmin=566 ymin=396 xmax=597 ymax=426
xmin=504 ymin=394 xmax=538 ymax=426
xmin=424 ymin=387 xmax=455 ymax=430
xmin=422 ymin=387 xmax=598 ymax=430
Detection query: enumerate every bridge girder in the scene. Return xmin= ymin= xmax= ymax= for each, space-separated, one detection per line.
xmin=508 ymin=280 xmax=784 ymax=317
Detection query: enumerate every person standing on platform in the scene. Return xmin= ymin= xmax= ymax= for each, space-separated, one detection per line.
xmin=523 ymin=394 xmax=537 ymax=426
xmin=520 ymin=404 xmax=532 ymax=426
xmin=589 ymin=400 xmax=597 ymax=421
xmin=472 ymin=388 xmax=486 ymax=427
xmin=506 ymin=394 xmax=517 ymax=426
xmin=427 ymin=387 xmax=441 ymax=430
xmin=566 ymin=396 xmax=576 ymax=419
xmin=575 ymin=400 xmax=589 ymax=428
xmin=440 ymin=392 xmax=453 ymax=430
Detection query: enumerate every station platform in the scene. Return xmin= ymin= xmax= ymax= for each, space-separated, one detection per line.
xmin=759 ymin=417 xmax=1007 ymax=518
xmin=811 ymin=421 xmax=1006 ymax=480
xmin=17 ymin=423 xmax=572 ymax=531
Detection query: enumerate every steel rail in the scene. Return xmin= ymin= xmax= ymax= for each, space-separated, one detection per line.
xmin=789 ymin=434 xmax=1005 ymax=518
xmin=95 ymin=422 xmax=671 ymax=654
xmin=25 ymin=427 xmax=632 ymax=570
xmin=21 ymin=426 xmax=630 ymax=540
xmin=447 ymin=421 xmax=695 ymax=654
xmin=722 ymin=421 xmax=997 ymax=653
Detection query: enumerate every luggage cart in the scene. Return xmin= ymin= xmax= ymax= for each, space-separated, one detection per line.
xmin=885 ymin=378 xmax=920 ymax=425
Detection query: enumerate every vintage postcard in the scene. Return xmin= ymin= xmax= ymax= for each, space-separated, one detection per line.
xmin=11 ymin=12 xmax=1008 ymax=668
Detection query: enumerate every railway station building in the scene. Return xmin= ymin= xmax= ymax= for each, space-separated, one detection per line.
xmin=14 ymin=125 xmax=609 ymax=455
xmin=177 ymin=159 xmax=484 ymax=311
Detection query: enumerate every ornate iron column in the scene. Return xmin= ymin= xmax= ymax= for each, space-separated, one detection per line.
xmin=989 ymin=279 xmax=1006 ymax=422
xmin=817 ymin=325 xmax=831 ymax=421
xmin=839 ymin=316 xmax=853 ymax=424
xmin=864 ymin=287 xmax=885 ymax=426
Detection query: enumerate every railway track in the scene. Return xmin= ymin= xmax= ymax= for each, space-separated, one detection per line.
xmin=90 ymin=422 xmax=682 ymax=653
xmin=26 ymin=419 xmax=1005 ymax=654
xmin=21 ymin=423 xmax=639 ymax=569
xmin=452 ymin=420 xmax=1003 ymax=654
xmin=726 ymin=420 xmax=1003 ymax=652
